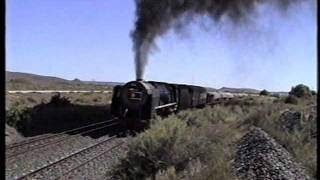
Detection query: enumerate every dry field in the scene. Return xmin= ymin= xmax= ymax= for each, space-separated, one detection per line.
xmin=6 ymin=92 xmax=112 ymax=109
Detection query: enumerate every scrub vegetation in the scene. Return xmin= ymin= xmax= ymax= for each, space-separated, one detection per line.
xmin=6 ymin=92 xmax=112 ymax=109
xmin=110 ymin=85 xmax=317 ymax=179
xmin=6 ymin=93 xmax=112 ymax=137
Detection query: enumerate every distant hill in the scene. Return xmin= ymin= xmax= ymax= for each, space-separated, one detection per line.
xmin=81 ymin=80 xmax=124 ymax=87
xmin=217 ymin=87 xmax=289 ymax=96
xmin=205 ymin=87 xmax=218 ymax=92
xmin=6 ymin=71 xmax=289 ymax=95
xmin=7 ymin=71 xmax=70 ymax=84
xmin=6 ymin=71 xmax=123 ymax=90
xmin=218 ymin=87 xmax=261 ymax=94
xmin=269 ymin=91 xmax=289 ymax=96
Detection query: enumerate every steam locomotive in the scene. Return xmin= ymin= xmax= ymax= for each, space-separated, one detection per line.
xmin=110 ymin=79 xmax=235 ymax=129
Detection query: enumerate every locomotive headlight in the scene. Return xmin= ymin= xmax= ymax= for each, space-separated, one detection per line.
xmin=128 ymin=88 xmax=143 ymax=100
xmin=121 ymin=81 xmax=151 ymax=109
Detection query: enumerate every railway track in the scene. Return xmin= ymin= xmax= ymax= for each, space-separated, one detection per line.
xmin=13 ymin=136 xmax=126 ymax=180
xmin=6 ymin=117 xmax=126 ymax=180
xmin=57 ymin=141 xmax=125 ymax=180
xmin=6 ymin=118 xmax=119 ymax=159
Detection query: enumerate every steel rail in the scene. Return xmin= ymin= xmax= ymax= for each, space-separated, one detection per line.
xmin=7 ymin=121 xmax=119 ymax=159
xmin=154 ymin=102 xmax=177 ymax=110
xmin=56 ymin=141 xmax=124 ymax=180
xmin=15 ymin=136 xmax=117 ymax=180
xmin=6 ymin=118 xmax=118 ymax=150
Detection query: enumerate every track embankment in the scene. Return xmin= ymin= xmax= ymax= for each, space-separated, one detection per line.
xmin=234 ymin=127 xmax=311 ymax=180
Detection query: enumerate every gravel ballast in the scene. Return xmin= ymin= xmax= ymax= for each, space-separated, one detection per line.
xmin=6 ymin=134 xmax=128 ymax=180
xmin=234 ymin=127 xmax=311 ymax=180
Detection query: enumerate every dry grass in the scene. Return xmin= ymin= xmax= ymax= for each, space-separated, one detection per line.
xmin=6 ymin=92 xmax=112 ymax=109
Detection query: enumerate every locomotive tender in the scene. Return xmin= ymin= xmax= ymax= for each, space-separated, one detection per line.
xmin=110 ymin=79 xmax=233 ymax=129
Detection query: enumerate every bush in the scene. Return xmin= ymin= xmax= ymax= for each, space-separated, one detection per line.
xmin=311 ymin=90 xmax=316 ymax=96
xmin=289 ymin=84 xmax=311 ymax=98
xmin=260 ymin=89 xmax=270 ymax=96
xmin=48 ymin=93 xmax=70 ymax=106
xmin=6 ymin=106 xmax=32 ymax=131
xmin=285 ymin=95 xmax=298 ymax=104
xmin=110 ymin=103 xmax=247 ymax=180
xmin=271 ymin=93 xmax=280 ymax=98
xmin=26 ymin=97 xmax=36 ymax=103
xmin=111 ymin=117 xmax=211 ymax=180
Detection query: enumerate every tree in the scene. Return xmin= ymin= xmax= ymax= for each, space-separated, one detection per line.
xmin=260 ymin=89 xmax=270 ymax=96
xmin=289 ymin=84 xmax=311 ymax=98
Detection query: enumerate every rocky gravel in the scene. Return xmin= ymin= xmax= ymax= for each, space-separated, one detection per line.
xmin=62 ymin=141 xmax=128 ymax=180
xmin=6 ymin=135 xmax=95 ymax=179
xmin=234 ymin=127 xmax=311 ymax=180
xmin=6 ymin=134 xmax=70 ymax=158
xmin=6 ymin=124 xmax=23 ymax=145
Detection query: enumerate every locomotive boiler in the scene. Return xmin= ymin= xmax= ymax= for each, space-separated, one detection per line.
xmin=110 ymin=80 xmax=207 ymax=129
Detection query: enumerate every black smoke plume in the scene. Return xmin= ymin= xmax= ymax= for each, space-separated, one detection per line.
xmin=132 ymin=0 xmax=312 ymax=80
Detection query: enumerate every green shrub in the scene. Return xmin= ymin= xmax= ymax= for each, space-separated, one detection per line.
xmin=111 ymin=117 xmax=211 ymax=180
xmin=6 ymin=106 xmax=32 ymax=131
xmin=27 ymin=97 xmax=36 ymax=103
xmin=48 ymin=93 xmax=70 ymax=106
xmin=271 ymin=93 xmax=281 ymax=98
xmin=289 ymin=84 xmax=312 ymax=98
xmin=285 ymin=95 xmax=298 ymax=104
xmin=110 ymin=104 xmax=245 ymax=180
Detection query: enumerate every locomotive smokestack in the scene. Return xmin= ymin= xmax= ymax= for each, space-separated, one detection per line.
xmin=132 ymin=0 xmax=311 ymax=80
xmin=136 ymin=78 xmax=143 ymax=81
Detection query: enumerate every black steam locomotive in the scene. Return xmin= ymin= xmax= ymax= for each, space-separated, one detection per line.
xmin=111 ymin=79 xmax=208 ymax=129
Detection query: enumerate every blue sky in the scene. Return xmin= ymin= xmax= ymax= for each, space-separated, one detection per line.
xmin=6 ymin=0 xmax=317 ymax=91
